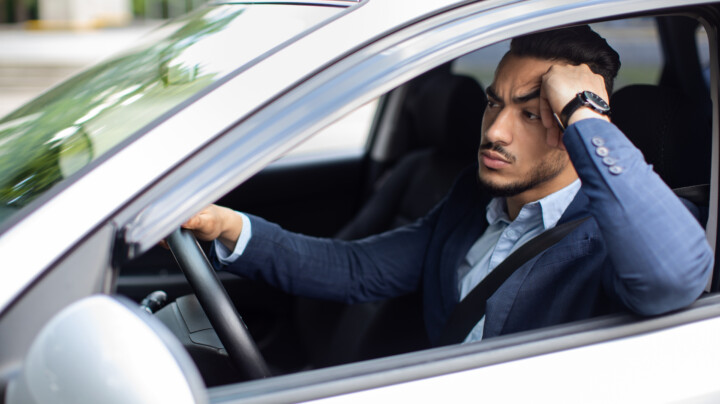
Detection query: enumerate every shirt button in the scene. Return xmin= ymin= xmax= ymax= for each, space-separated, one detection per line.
xmin=609 ymin=165 xmax=624 ymax=175
xmin=596 ymin=146 xmax=609 ymax=157
xmin=591 ymin=137 xmax=605 ymax=147
xmin=602 ymin=156 xmax=617 ymax=166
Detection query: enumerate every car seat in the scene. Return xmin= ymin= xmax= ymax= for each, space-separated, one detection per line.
xmin=295 ymin=69 xmax=487 ymax=367
xmin=336 ymin=69 xmax=486 ymax=239
xmin=610 ymin=84 xmax=711 ymax=191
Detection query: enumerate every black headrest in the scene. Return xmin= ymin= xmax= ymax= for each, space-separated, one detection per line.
xmin=403 ymin=71 xmax=486 ymax=161
xmin=610 ymin=84 xmax=711 ymax=189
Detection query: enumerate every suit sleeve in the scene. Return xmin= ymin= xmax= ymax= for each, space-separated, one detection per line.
xmin=563 ymin=118 xmax=713 ymax=315
xmin=214 ymin=201 xmax=444 ymax=304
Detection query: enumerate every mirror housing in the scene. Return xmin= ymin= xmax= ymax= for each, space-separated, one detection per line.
xmin=6 ymin=295 xmax=208 ymax=404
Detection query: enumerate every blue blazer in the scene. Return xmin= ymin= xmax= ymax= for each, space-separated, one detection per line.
xmin=223 ymin=119 xmax=713 ymax=345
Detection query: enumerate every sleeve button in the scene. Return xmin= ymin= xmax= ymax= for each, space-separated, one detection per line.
xmin=609 ymin=165 xmax=624 ymax=175
xmin=596 ymin=146 xmax=610 ymax=157
xmin=591 ymin=137 xmax=605 ymax=147
xmin=602 ymin=156 xmax=617 ymax=166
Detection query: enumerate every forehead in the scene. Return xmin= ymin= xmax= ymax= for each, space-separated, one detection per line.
xmin=489 ymin=55 xmax=556 ymax=97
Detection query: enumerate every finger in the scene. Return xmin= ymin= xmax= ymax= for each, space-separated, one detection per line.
xmin=539 ymin=80 xmax=562 ymax=149
xmin=539 ymin=94 xmax=555 ymax=130
xmin=539 ymin=66 xmax=557 ymax=128
xmin=181 ymin=215 xmax=198 ymax=229
xmin=182 ymin=206 xmax=212 ymax=230
xmin=546 ymin=125 xmax=564 ymax=150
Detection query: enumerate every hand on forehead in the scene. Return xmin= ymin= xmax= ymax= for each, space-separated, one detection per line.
xmin=540 ymin=63 xmax=608 ymax=113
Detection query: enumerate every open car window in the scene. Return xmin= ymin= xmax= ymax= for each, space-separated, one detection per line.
xmin=112 ymin=3 xmax=719 ymax=395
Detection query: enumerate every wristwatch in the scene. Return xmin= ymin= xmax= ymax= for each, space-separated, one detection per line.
xmin=553 ymin=90 xmax=610 ymax=131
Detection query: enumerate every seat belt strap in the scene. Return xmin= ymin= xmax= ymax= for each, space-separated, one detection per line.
xmin=437 ymin=184 xmax=706 ymax=346
xmin=437 ymin=216 xmax=589 ymax=346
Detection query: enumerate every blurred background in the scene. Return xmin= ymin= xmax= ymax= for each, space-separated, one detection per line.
xmin=0 ymin=2 xmax=705 ymax=131
xmin=0 ymin=0 xmax=208 ymax=117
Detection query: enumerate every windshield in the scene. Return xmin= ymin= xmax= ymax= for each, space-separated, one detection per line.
xmin=0 ymin=3 xmax=343 ymax=228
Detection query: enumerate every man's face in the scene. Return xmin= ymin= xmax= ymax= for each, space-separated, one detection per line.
xmin=478 ymin=54 xmax=572 ymax=198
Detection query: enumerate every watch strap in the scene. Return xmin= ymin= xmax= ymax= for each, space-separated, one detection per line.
xmin=558 ymin=93 xmax=586 ymax=131
xmin=556 ymin=91 xmax=610 ymax=131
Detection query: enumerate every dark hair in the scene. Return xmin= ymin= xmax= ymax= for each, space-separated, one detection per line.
xmin=508 ymin=25 xmax=621 ymax=95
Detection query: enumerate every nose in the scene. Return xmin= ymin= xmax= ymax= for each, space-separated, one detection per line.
xmin=483 ymin=108 xmax=513 ymax=145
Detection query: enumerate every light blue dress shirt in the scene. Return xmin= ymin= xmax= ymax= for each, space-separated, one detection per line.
xmin=215 ymin=212 xmax=252 ymax=265
xmin=459 ymin=179 xmax=581 ymax=342
xmin=215 ymin=179 xmax=582 ymax=342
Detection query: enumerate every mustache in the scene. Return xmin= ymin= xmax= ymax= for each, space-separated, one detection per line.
xmin=479 ymin=142 xmax=516 ymax=163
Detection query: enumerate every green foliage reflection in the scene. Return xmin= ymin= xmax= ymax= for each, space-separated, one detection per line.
xmin=0 ymin=6 xmax=243 ymax=221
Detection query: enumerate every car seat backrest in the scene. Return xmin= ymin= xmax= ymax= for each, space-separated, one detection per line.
xmin=336 ymin=71 xmax=486 ymax=240
xmin=610 ymin=84 xmax=711 ymax=189
xmin=295 ymin=71 xmax=487 ymax=368
xmin=406 ymin=69 xmax=487 ymax=161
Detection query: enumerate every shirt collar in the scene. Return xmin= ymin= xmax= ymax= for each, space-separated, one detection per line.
xmin=486 ymin=179 xmax=582 ymax=229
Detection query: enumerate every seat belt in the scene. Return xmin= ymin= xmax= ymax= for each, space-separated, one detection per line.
xmin=437 ymin=184 xmax=708 ymax=346
xmin=437 ymin=216 xmax=589 ymax=346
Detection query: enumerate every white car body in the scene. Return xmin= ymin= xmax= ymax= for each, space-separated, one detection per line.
xmin=1 ymin=0 xmax=719 ymax=402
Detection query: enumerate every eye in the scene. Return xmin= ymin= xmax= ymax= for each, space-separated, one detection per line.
xmin=524 ymin=110 xmax=540 ymax=120
xmin=487 ymin=99 xmax=501 ymax=109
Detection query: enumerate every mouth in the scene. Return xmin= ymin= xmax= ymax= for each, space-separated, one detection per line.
xmin=480 ymin=150 xmax=511 ymax=170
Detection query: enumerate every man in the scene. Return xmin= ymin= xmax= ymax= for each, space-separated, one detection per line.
xmin=183 ymin=26 xmax=713 ymax=344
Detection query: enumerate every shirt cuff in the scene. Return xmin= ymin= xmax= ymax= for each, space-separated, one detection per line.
xmin=213 ymin=211 xmax=252 ymax=265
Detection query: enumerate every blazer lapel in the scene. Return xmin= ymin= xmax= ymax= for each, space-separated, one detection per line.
xmin=483 ymin=254 xmax=544 ymax=337
xmin=483 ymin=190 xmax=592 ymax=337
xmin=558 ymin=188 xmax=591 ymax=223
xmin=437 ymin=182 xmax=491 ymax=316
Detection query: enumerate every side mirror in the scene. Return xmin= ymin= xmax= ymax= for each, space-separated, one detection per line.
xmin=6 ymin=295 xmax=208 ymax=404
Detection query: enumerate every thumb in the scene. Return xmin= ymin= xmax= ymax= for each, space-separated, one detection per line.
xmin=182 ymin=215 xmax=198 ymax=230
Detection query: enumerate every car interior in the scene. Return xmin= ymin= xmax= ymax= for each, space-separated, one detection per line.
xmin=116 ymin=13 xmax=715 ymax=388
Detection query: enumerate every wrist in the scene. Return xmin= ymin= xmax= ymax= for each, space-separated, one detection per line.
xmin=556 ymin=90 xmax=610 ymax=131
xmin=567 ymin=108 xmax=611 ymax=126
xmin=218 ymin=207 xmax=243 ymax=251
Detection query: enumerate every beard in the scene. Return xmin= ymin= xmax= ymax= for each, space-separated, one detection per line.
xmin=477 ymin=144 xmax=568 ymax=198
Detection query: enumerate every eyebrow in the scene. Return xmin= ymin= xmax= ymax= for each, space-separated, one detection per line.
xmin=486 ymin=86 xmax=541 ymax=104
xmin=514 ymin=88 xmax=541 ymax=104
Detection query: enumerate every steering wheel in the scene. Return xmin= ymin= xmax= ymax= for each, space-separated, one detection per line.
xmin=166 ymin=228 xmax=270 ymax=379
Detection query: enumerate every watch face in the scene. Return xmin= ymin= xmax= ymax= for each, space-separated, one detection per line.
xmin=582 ymin=90 xmax=610 ymax=112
